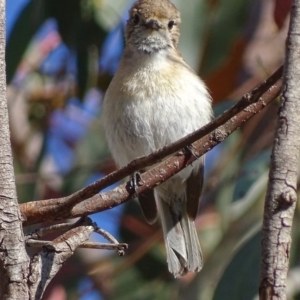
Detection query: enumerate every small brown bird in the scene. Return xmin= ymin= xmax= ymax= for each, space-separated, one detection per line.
xmin=102 ymin=0 xmax=212 ymax=277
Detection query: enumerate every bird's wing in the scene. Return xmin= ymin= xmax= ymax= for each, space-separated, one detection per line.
xmin=138 ymin=189 xmax=158 ymax=224
xmin=186 ymin=156 xmax=204 ymax=220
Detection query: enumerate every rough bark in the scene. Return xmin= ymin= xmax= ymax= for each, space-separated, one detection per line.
xmin=0 ymin=1 xmax=30 ymax=298
xmin=259 ymin=1 xmax=300 ymax=299
xmin=28 ymin=221 xmax=95 ymax=300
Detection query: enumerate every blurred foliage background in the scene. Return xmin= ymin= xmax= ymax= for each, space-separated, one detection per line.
xmin=6 ymin=0 xmax=299 ymax=299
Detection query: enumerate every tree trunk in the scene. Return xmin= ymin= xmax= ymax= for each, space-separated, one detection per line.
xmin=0 ymin=1 xmax=30 ymax=298
xmin=259 ymin=0 xmax=300 ymax=299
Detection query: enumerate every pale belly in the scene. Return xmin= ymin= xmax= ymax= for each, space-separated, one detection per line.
xmin=103 ymin=94 xmax=205 ymax=170
xmin=107 ymin=98 xmax=201 ymax=195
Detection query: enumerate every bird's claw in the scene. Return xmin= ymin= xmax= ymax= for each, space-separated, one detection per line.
xmin=128 ymin=171 xmax=142 ymax=198
xmin=185 ymin=145 xmax=199 ymax=159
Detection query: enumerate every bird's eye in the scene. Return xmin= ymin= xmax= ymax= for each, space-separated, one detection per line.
xmin=133 ymin=14 xmax=140 ymax=25
xmin=168 ymin=20 xmax=175 ymax=29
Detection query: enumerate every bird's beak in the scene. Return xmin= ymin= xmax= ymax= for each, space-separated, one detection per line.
xmin=145 ymin=19 xmax=161 ymax=30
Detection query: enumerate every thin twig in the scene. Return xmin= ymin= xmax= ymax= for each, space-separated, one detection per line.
xmin=26 ymin=217 xmax=128 ymax=256
xmin=79 ymin=242 xmax=128 ymax=256
xmin=26 ymin=239 xmax=52 ymax=247
xmin=26 ymin=239 xmax=128 ymax=256
xmin=25 ymin=222 xmax=74 ymax=240
xmin=95 ymin=227 xmax=119 ymax=244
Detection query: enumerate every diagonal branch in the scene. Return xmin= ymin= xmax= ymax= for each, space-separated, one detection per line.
xmin=21 ymin=68 xmax=283 ymax=226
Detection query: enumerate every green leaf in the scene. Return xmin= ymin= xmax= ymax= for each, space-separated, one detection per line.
xmin=113 ymin=260 xmax=178 ymax=300
xmin=200 ymin=0 xmax=252 ymax=75
xmin=212 ymin=229 xmax=261 ymax=300
xmin=6 ymin=0 xmax=47 ymax=83
xmin=232 ymin=150 xmax=271 ymax=201
xmin=45 ymin=0 xmax=107 ymax=97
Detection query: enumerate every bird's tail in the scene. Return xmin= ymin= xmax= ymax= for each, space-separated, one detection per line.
xmin=156 ymin=194 xmax=203 ymax=277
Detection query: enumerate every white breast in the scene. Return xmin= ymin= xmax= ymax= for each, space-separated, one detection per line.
xmin=102 ymin=51 xmax=212 ymax=168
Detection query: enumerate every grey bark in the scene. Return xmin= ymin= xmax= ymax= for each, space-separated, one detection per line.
xmin=0 ymin=1 xmax=30 ymax=299
xmin=0 ymin=3 xmax=97 ymax=299
xmin=259 ymin=1 xmax=300 ymax=299
xmin=28 ymin=223 xmax=95 ymax=299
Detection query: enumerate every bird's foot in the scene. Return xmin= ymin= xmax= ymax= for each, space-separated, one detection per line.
xmin=185 ymin=145 xmax=199 ymax=159
xmin=127 ymin=171 xmax=142 ymax=198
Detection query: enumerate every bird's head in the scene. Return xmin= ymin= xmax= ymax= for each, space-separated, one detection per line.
xmin=125 ymin=0 xmax=181 ymax=54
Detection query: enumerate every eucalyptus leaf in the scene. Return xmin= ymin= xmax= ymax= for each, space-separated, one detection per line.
xmin=6 ymin=0 xmax=47 ymax=83
xmin=213 ymin=229 xmax=261 ymax=300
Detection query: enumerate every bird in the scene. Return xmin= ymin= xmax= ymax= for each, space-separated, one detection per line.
xmin=102 ymin=0 xmax=212 ymax=277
